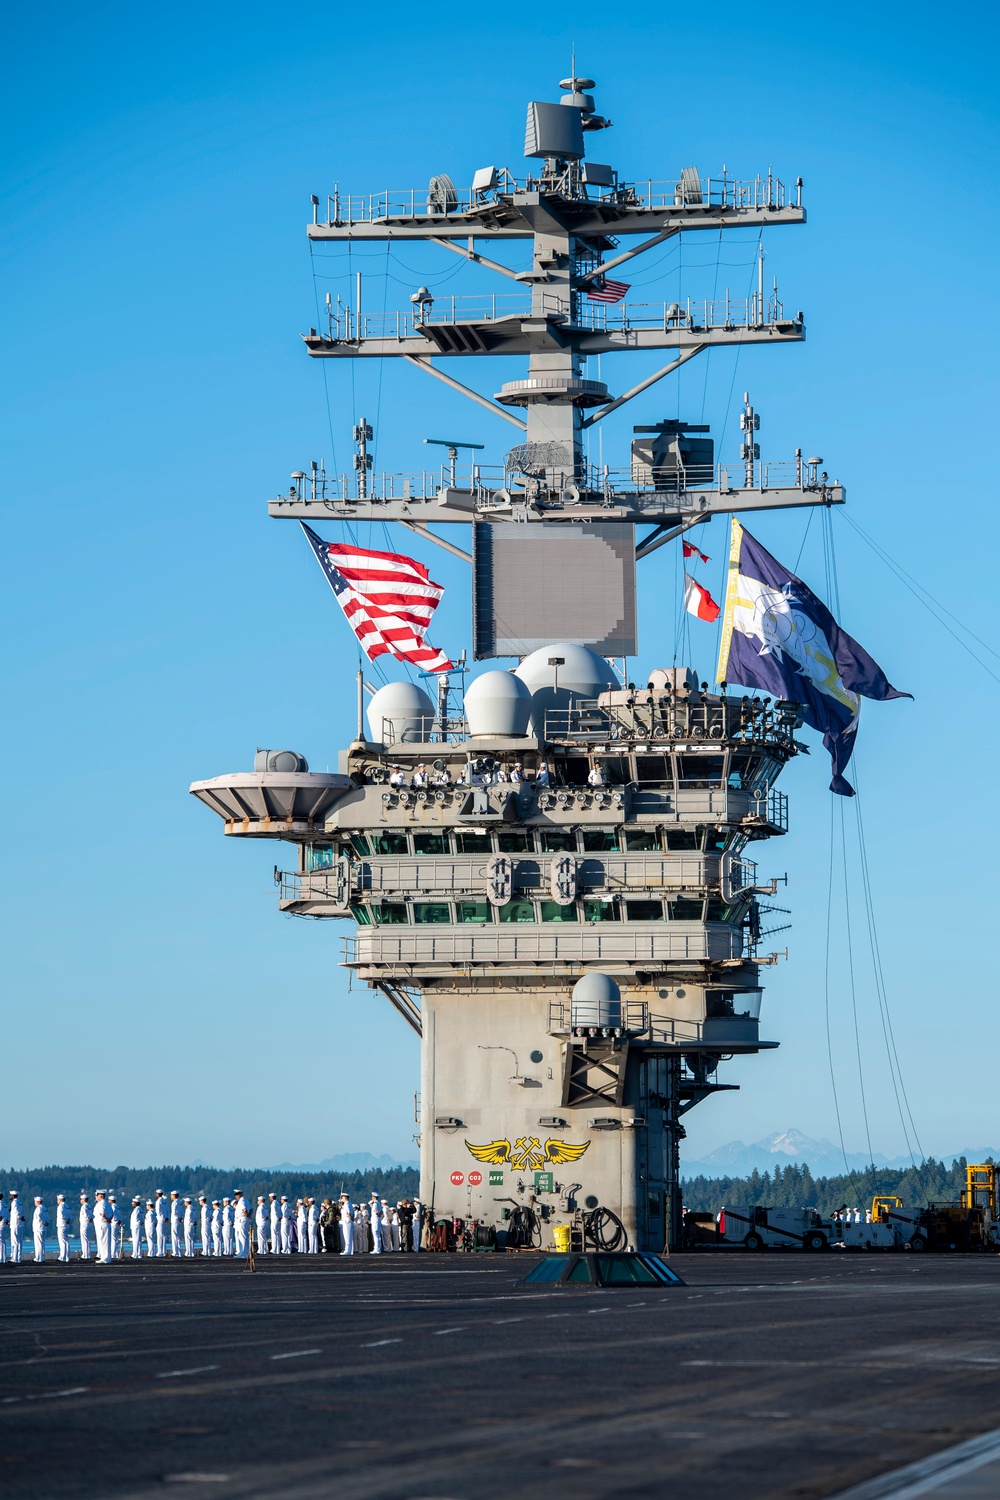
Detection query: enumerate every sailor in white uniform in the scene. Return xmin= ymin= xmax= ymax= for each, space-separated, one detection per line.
xmin=268 ymin=1193 xmax=279 ymax=1253
xmin=295 ymin=1198 xmax=307 ymax=1253
xmin=154 ymin=1191 xmax=168 ymax=1257
xmin=307 ymin=1197 xmax=319 ymax=1254
xmin=411 ymin=1197 xmax=422 ymax=1252
xmin=32 ymin=1198 xmax=49 ymax=1261
xmin=183 ymin=1197 xmax=195 ymax=1257
xmin=169 ymin=1191 xmax=182 ymax=1256
xmin=144 ymin=1200 xmax=156 ymax=1257
xmin=369 ymin=1194 xmax=383 ymax=1254
xmin=280 ymin=1196 xmax=292 ymax=1254
xmin=210 ymin=1201 xmax=222 ymax=1256
xmin=109 ymin=1194 xmax=123 ymax=1258
xmin=53 ymin=1194 xmax=70 ymax=1262
xmin=254 ymin=1197 xmax=269 ymax=1253
xmin=93 ymin=1191 xmax=111 ymax=1264
xmin=221 ymin=1197 xmax=234 ymax=1256
xmin=130 ymin=1196 xmax=143 ymax=1259
xmin=199 ymin=1195 xmax=210 ymax=1255
xmin=78 ymin=1193 xmax=93 ymax=1261
xmin=232 ymin=1191 xmax=250 ymax=1257
xmin=0 ymin=1193 xmax=9 ymax=1265
xmin=339 ymin=1194 xmax=355 ymax=1255
xmin=10 ymin=1192 xmax=24 ymax=1263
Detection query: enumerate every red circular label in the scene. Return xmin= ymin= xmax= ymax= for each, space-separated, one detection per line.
xmin=450 ymin=1171 xmax=465 ymax=1186
xmin=468 ymin=1171 xmax=483 ymax=1186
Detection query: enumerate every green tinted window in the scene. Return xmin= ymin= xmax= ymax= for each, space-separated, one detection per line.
xmin=668 ymin=898 xmax=702 ymax=921
xmin=539 ymin=830 xmax=577 ymax=852
xmin=583 ymin=900 xmax=617 ymax=922
xmin=413 ymin=833 xmax=448 ymax=854
xmin=412 ymin=902 xmax=451 ymax=924
xmin=626 ymin=900 xmax=663 ymax=921
xmin=496 ymin=830 xmax=531 ymax=853
xmin=596 ymin=1256 xmax=658 ymax=1284
xmin=372 ymin=832 xmax=408 ymax=855
xmin=349 ymin=905 xmax=372 ymax=926
xmin=498 ymin=901 xmax=536 ymax=923
xmin=372 ymin=903 xmax=408 ymax=925
xmin=306 ymin=845 xmax=337 ymax=871
xmin=456 ymin=832 xmax=491 ymax=853
xmin=665 ymin=829 xmax=698 ymax=851
xmin=539 ymin=901 xmax=577 ymax=923
xmin=582 ymin=830 xmax=621 ymax=852
xmin=522 ymin=1257 xmax=568 ymax=1284
xmin=348 ymin=834 xmax=371 ymax=856
xmin=456 ymin=901 xmax=492 ymax=923
xmin=625 ymin=830 xmax=661 ymax=852
xmin=566 ymin=1259 xmax=593 ymax=1283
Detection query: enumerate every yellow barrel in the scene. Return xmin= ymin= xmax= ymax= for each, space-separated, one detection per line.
xmin=552 ymin=1224 xmax=571 ymax=1253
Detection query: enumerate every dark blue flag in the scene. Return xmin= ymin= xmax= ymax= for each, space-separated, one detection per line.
xmin=716 ymin=520 xmax=910 ymax=795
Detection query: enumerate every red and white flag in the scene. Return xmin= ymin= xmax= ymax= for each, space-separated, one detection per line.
xmin=684 ymin=571 xmax=720 ymax=623
xmin=683 ymin=539 xmax=711 ymax=564
xmin=586 ymin=277 xmax=630 ymax=304
xmin=301 ymin=524 xmax=453 ymax=672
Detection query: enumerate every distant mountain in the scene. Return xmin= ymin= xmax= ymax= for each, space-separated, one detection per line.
xmin=680 ymin=1128 xmax=1000 ymax=1181
xmin=266 ymin=1152 xmax=418 ymax=1173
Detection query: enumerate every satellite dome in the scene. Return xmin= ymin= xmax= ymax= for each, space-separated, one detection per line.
xmin=464 ymin=671 xmax=532 ymax=737
xmin=571 ymin=972 xmax=622 ymax=1030
xmin=514 ymin=643 xmax=617 ymax=733
xmin=366 ymin=681 xmax=435 ymax=745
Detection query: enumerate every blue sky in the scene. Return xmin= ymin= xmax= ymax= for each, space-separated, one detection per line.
xmin=4 ymin=1 xmax=999 ymax=1170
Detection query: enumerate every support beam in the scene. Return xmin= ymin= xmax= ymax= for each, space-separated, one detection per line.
xmin=403 ymin=355 xmax=527 ymax=430
xmin=577 ymin=223 xmax=676 ymax=286
xmin=582 ymin=345 xmax=706 ymax=428
xmin=398 ymin=520 xmax=472 ymax=563
xmin=430 ymin=236 xmax=522 ymax=282
xmin=635 ymin=516 xmax=709 ymax=561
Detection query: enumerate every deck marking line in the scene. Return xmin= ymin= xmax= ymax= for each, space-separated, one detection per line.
xmin=826 ymin=1425 xmax=1000 ymax=1500
xmin=270 ymin=1350 xmax=322 ymax=1360
xmin=156 ymin=1365 xmax=219 ymax=1379
xmin=433 ymin=1327 xmax=465 ymax=1335
xmin=362 ymin=1339 xmax=403 ymax=1347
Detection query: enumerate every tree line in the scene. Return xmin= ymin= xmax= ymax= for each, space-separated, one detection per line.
xmin=681 ymin=1157 xmax=988 ymax=1217
xmin=0 ymin=1164 xmax=420 ymax=1205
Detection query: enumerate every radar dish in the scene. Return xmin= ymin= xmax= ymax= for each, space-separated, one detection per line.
xmin=427 ymin=173 xmax=458 ymax=216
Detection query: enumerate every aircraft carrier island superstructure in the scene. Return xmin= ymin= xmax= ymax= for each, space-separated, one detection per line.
xmin=191 ymin=74 xmax=844 ymax=1251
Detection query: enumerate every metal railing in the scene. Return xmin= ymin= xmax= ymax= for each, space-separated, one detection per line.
xmin=272 ymin=452 xmax=831 ymax=510
xmin=341 ymin=926 xmax=742 ymax=967
xmin=315 ymin=172 xmax=801 ymax=226
xmin=547 ymin=997 xmax=650 ymax=1036
xmin=542 ymin=697 xmax=799 ymax=750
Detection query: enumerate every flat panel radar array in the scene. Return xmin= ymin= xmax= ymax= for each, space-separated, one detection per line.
xmin=192 ymin=71 xmax=846 ymax=1254
xmin=473 ymin=522 xmax=636 ymax=658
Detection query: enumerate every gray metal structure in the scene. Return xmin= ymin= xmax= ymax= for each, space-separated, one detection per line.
xmin=192 ymin=75 xmax=838 ymax=1251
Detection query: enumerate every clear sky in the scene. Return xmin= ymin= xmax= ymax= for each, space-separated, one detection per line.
xmin=4 ymin=1 xmax=999 ymax=1170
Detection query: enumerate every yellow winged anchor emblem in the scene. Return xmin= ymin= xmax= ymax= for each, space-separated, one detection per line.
xmin=465 ymin=1138 xmax=590 ymax=1171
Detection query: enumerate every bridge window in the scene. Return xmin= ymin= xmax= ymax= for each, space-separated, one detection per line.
xmin=456 ymin=831 xmax=491 ymax=853
xmin=539 ymin=829 xmax=577 ymax=852
xmin=626 ymin=900 xmax=663 ymax=921
xmin=582 ymin=830 xmax=621 ymax=852
xmin=413 ymin=832 xmax=448 ymax=854
xmin=456 ymin=901 xmax=492 ymax=923
xmin=412 ymin=902 xmax=451 ymax=923
xmin=305 ymin=845 xmax=336 ymax=871
xmin=539 ymin=901 xmax=577 ymax=922
xmin=625 ymin=830 xmax=661 ymax=852
xmin=498 ymin=901 xmax=537 ymax=923
xmin=349 ymin=905 xmax=371 ymax=925
xmin=677 ymin=755 xmax=724 ymax=788
xmin=348 ymin=834 xmax=372 ymax=856
xmin=665 ymin=829 xmax=698 ymax=850
xmin=497 ymin=830 xmax=532 ymax=853
xmin=583 ymin=899 xmax=617 ymax=922
xmin=667 ymin=898 xmax=702 ymax=921
xmin=372 ymin=903 xmax=408 ymax=924
xmin=371 ymin=832 xmax=408 ymax=855
xmin=636 ymin=755 xmax=670 ymax=782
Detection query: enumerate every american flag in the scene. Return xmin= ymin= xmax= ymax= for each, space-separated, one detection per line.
xmin=300 ymin=524 xmax=453 ymax=672
xmin=586 ymin=277 xmax=630 ymax=304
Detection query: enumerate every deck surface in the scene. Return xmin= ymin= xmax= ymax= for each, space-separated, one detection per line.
xmin=2 ymin=1252 xmax=999 ymax=1499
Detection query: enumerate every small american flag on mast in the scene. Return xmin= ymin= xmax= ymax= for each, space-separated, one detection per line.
xmin=586 ymin=277 xmax=630 ymax=304
xmin=300 ymin=524 xmax=453 ymax=672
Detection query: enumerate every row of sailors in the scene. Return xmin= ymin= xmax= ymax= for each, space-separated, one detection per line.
xmin=0 ymin=1190 xmax=423 ymax=1263
xmin=388 ymin=763 xmax=562 ymax=789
